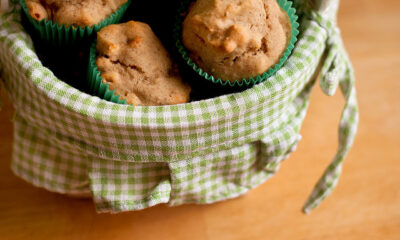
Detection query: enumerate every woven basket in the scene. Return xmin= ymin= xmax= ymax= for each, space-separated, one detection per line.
xmin=0 ymin=0 xmax=358 ymax=213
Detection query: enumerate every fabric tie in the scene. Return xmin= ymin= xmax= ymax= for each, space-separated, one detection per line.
xmin=302 ymin=1 xmax=359 ymax=213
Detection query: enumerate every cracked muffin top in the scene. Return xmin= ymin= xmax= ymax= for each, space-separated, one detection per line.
xmin=182 ymin=0 xmax=291 ymax=82
xmin=95 ymin=21 xmax=191 ymax=106
xmin=25 ymin=0 xmax=128 ymax=27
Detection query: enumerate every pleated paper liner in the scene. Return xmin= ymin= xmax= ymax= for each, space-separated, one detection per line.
xmin=20 ymin=0 xmax=131 ymax=46
xmin=173 ymin=0 xmax=300 ymax=87
xmin=87 ymin=40 xmax=128 ymax=105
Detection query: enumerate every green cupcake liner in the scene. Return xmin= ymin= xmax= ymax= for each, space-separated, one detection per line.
xmin=87 ymin=40 xmax=128 ymax=105
xmin=20 ymin=0 xmax=131 ymax=46
xmin=173 ymin=0 xmax=300 ymax=87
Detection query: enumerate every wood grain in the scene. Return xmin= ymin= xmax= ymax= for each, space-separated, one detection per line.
xmin=1 ymin=0 xmax=400 ymax=239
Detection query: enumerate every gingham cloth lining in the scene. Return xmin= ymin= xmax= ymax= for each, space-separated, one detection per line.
xmin=0 ymin=0 xmax=358 ymax=213
xmin=0 ymin=18 xmax=325 ymax=162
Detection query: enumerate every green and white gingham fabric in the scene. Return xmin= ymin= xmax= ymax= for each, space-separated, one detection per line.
xmin=0 ymin=0 xmax=358 ymax=213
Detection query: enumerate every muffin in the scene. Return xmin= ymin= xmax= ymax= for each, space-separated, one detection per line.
xmin=25 ymin=0 xmax=128 ymax=26
xmin=93 ymin=21 xmax=191 ymax=106
xmin=20 ymin=0 xmax=131 ymax=45
xmin=182 ymin=0 xmax=292 ymax=82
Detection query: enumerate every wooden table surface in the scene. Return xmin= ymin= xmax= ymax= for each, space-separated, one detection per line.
xmin=1 ymin=0 xmax=400 ymax=239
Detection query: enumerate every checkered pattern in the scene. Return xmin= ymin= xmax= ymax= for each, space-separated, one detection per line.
xmin=0 ymin=0 xmax=358 ymax=213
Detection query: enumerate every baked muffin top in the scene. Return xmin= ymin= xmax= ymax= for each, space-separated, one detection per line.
xmin=25 ymin=0 xmax=128 ymax=26
xmin=96 ymin=21 xmax=191 ymax=106
xmin=182 ymin=0 xmax=291 ymax=82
